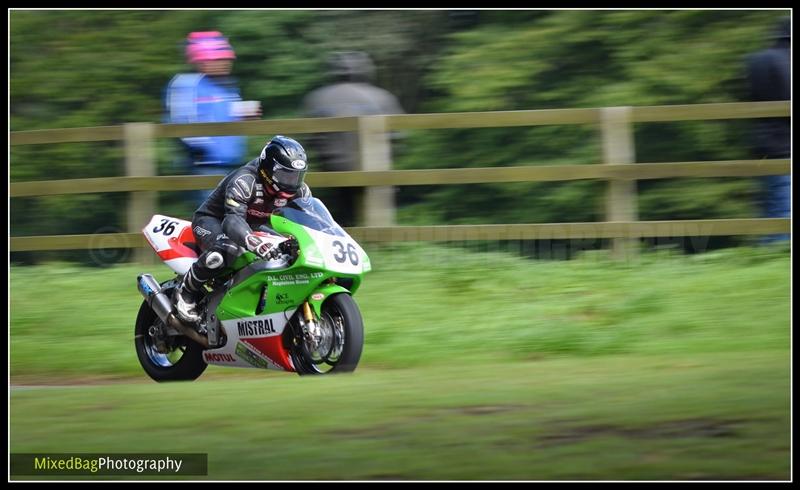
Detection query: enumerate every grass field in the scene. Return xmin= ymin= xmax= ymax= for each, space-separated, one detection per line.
xmin=9 ymin=245 xmax=791 ymax=480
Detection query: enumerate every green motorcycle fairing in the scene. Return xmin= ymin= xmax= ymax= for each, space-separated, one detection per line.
xmin=203 ymin=197 xmax=369 ymax=372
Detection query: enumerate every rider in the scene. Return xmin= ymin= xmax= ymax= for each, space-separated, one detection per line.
xmin=173 ymin=135 xmax=311 ymax=323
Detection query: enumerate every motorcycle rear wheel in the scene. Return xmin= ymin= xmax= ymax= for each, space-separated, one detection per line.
xmin=134 ymin=286 xmax=207 ymax=382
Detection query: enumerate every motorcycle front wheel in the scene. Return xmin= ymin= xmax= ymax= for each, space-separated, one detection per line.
xmin=290 ymin=293 xmax=364 ymax=375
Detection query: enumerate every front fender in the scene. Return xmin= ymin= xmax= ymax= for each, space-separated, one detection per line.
xmin=307 ymin=284 xmax=351 ymax=318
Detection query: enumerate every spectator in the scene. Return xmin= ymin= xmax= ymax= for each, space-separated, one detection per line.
xmin=745 ymin=17 xmax=791 ymax=243
xmin=302 ymin=51 xmax=404 ymax=227
xmin=164 ymin=31 xmax=261 ymax=205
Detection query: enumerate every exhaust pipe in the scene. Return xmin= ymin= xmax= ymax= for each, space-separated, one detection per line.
xmin=137 ymin=274 xmax=209 ymax=348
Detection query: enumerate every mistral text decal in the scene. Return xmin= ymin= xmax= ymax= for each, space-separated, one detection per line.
xmin=237 ymin=318 xmax=276 ymax=337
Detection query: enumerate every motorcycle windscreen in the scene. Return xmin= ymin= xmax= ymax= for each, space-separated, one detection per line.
xmin=274 ymin=197 xmax=347 ymax=237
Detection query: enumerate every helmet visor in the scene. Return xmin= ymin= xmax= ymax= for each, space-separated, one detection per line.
xmin=272 ymin=164 xmax=306 ymax=192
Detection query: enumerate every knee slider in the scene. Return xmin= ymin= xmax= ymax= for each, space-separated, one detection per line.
xmin=204 ymin=251 xmax=225 ymax=269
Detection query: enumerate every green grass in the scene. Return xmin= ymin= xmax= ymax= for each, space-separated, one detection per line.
xmin=10 ymin=353 xmax=790 ymax=480
xmin=10 ymin=245 xmax=791 ymax=480
xmin=11 ymin=244 xmax=790 ymax=378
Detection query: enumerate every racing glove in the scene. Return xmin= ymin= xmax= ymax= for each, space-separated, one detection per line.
xmin=245 ymin=233 xmax=276 ymax=259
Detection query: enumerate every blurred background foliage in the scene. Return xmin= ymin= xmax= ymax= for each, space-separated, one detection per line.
xmin=10 ymin=10 xmax=788 ymax=262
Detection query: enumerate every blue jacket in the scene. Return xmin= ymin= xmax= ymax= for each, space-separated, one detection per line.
xmin=164 ymin=73 xmax=247 ymax=167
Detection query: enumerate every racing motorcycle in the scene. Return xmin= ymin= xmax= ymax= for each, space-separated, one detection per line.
xmin=134 ymin=197 xmax=370 ymax=382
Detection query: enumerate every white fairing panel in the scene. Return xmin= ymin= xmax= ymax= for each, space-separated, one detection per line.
xmin=163 ymin=257 xmax=198 ymax=275
xmin=142 ymin=214 xmax=199 ymax=274
xmin=305 ymin=227 xmax=368 ymax=275
xmin=202 ymin=309 xmax=297 ymax=370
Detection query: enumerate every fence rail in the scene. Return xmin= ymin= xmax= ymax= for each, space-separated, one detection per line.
xmin=9 ymin=219 xmax=790 ymax=252
xmin=9 ymin=160 xmax=791 ymax=198
xmin=10 ymin=102 xmax=789 ymax=145
xmin=10 ymin=101 xmax=791 ymax=256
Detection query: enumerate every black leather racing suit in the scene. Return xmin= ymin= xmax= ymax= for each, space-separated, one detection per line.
xmin=182 ymin=158 xmax=312 ymax=293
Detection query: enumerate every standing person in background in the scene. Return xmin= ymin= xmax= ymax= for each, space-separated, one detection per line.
xmin=745 ymin=17 xmax=791 ymax=243
xmin=302 ymin=51 xmax=404 ymax=227
xmin=165 ymin=31 xmax=262 ymax=205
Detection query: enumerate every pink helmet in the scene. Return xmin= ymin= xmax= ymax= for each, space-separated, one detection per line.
xmin=185 ymin=31 xmax=236 ymax=64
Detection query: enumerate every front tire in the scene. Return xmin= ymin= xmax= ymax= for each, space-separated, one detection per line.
xmin=291 ymin=293 xmax=364 ymax=375
xmin=134 ymin=290 xmax=207 ymax=382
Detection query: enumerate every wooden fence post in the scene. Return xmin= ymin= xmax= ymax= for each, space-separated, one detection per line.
xmin=601 ymin=107 xmax=639 ymax=259
xmin=357 ymin=116 xmax=395 ymax=227
xmin=124 ymin=122 xmax=156 ymax=264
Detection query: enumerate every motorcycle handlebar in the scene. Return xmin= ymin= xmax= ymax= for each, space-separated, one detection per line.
xmin=249 ymin=237 xmax=298 ymax=262
xmin=278 ymin=237 xmax=299 ymax=257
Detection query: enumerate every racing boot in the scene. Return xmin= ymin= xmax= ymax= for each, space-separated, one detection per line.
xmin=173 ymin=268 xmax=202 ymax=324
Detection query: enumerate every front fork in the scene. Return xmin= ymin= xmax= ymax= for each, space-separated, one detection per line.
xmin=300 ymin=301 xmax=322 ymax=349
xmin=296 ymin=284 xmax=351 ymax=350
xmin=303 ymin=301 xmax=315 ymax=323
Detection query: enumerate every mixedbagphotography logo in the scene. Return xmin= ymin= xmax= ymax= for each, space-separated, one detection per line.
xmin=10 ymin=453 xmax=208 ymax=476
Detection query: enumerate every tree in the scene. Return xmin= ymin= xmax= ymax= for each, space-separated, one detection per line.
xmin=396 ymin=10 xmax=787 ymax=251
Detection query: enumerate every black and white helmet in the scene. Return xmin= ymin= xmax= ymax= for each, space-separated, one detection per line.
xmin=258 ymin=135 xmax=308 ymax=195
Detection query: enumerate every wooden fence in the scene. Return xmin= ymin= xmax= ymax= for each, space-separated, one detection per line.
xmin=10 ymin=101 xmax=791 ymax=260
